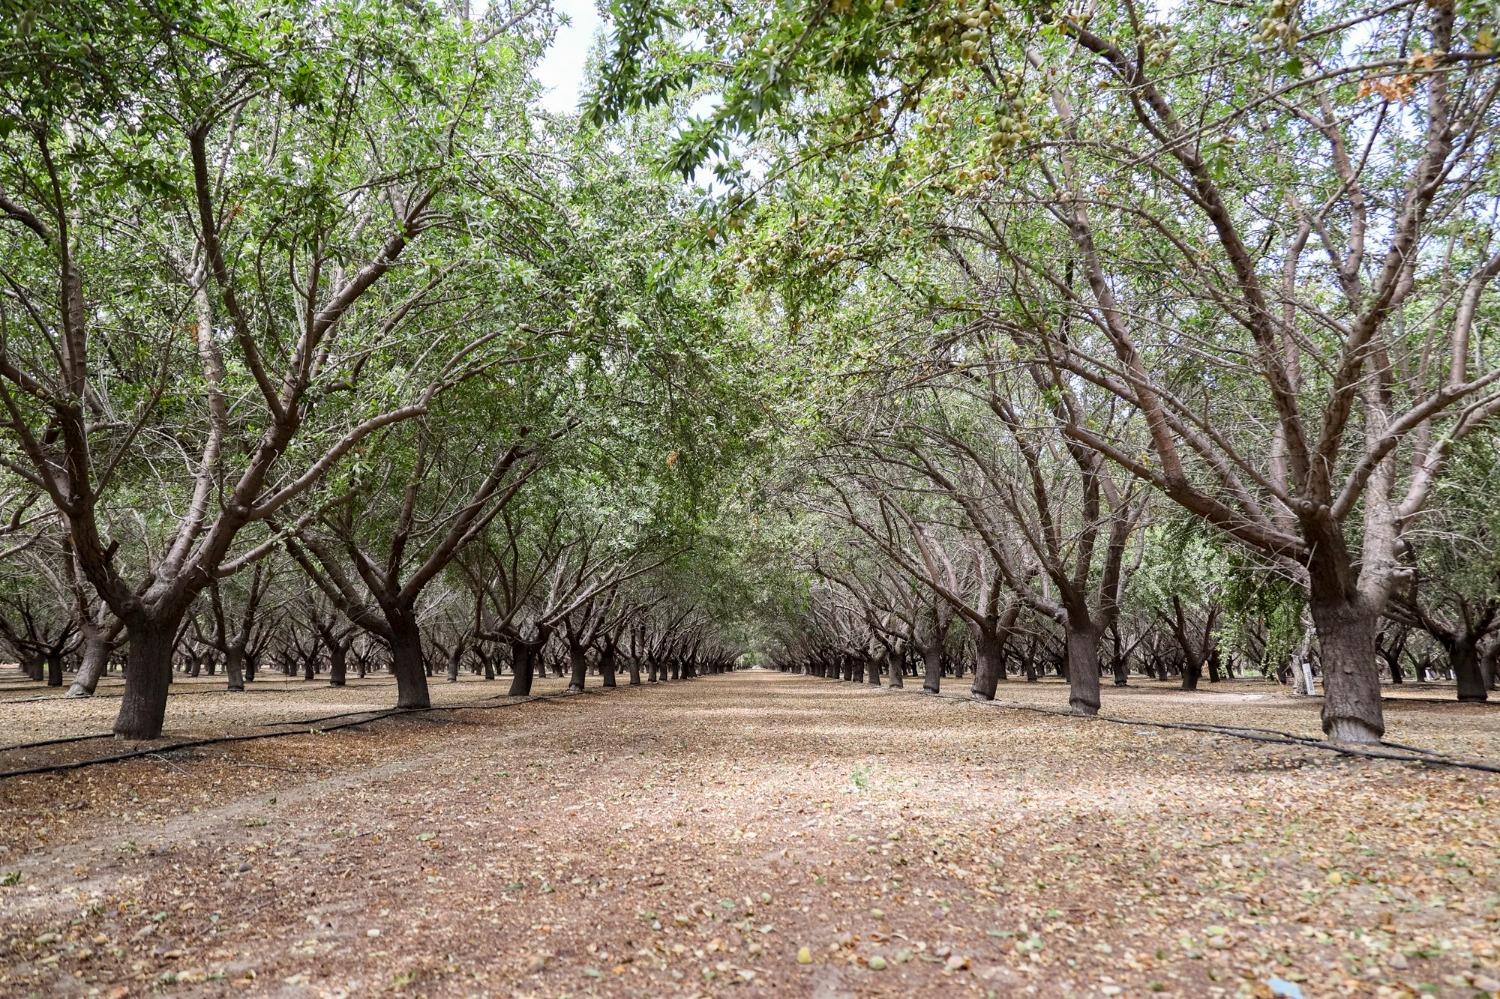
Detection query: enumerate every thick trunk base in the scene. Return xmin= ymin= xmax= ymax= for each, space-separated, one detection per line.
xmin=390 ymin=621 xmax=431 ymax=710
xmin=1312 ymin=599 xmax=1384 ymax=744
xmin=1066 ymin=625 xmax=1102 ymax=717
xmin=113 ymin=622 xmax=180 ymax=740
xmin=1453 ymin=639 xmax=1488 ymax=703
xmin=507 ymin=644 xmax=537 ymax=697
xmin=969 ymin=629 xmax=1004 ymax=701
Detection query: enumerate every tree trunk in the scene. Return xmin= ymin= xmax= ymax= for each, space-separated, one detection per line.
xmin=507 ymin=641 xmax=537 ymax=697
xmin=970 ymin=628 xmax=1005 ymax=701
xmin=1066 ymin=623 xmax=1102 ymax=716
xmin=113 ymin=619 xmax=182 ymax=740
xmin=45 ymin=650 xmax=64 ymax=687
xmin=626 ymin=653 xmax=641 ymax=686
xmin=921 ymin=642 xmax=942 ymax=694
xmin=567 ymin=642 xmax=589 ymax=693
xmin=1180 ymin=658 xmax=1202 ymax=691
xmin=1451 ymin=635 xmax=1488 ymax=703
xmin=1309 ymin=597 xmax=1384 ymax=743
xmin=388 ymin=615 xmax=431 ymax=709
xmin=66 ymin=629 xmax=111 ymax=697
xmin=601 ymin=645 xmax=618 ymax=688
xmin=865 ymin=654 xmax=881 ymax=687
xmin=225 ymin=646 xmax=246 ymax=692
xmin=329 ymin=641 xmax=348 ymax=687
xmin=886 ymin=647 xmax=903 ymax=689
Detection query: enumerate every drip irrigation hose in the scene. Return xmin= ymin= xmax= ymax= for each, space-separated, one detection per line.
xmin=0 ymin=676 xmax=676 ymax=780
xmin=0 ymin=679 xmax=409 ymax=705
xmin=824 ymin=676 xmax=1500 ymax=776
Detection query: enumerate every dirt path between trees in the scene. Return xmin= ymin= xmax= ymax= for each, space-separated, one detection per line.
xmin=2 ymin=672 xmax=1496 ymax=998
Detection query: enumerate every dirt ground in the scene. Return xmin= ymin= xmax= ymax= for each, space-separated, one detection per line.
xmin=0 ymin=669 xmax=577 ymax=746
xmin=0 ymin=671 xmax=1496 ymax=998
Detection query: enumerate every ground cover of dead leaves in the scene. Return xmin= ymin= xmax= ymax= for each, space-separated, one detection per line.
xmin=0 ymin=671 xmax=576 ymax=747
xmin=0 ymin=671 xmax=1495 ymax=999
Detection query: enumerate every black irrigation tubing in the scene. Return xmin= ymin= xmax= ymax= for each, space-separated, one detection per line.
xmin=0 ymin=695 xmax=547 ymax=771
xmin=0 ymin=710 xmax=411 ymax=781
xmin=0 ymin=731 xmax=118 ymax=752
xmin=0 ymin=687 xmax=549 ymax=752
xmin=834 ymin=678 xmax=1500 ymax=776
xmin=1381 ymin=695 xmax=1499 ymax=706
xmin=0 ymin=678 xmax=681 ymax=781
xmin=0 ymin=708 xmax=390 ymax=755
xmin=0 ymin=680 xmax=410 ymax=705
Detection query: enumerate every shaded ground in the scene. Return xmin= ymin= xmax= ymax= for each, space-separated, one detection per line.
xmin=1 ymin=671 xmax=1497 ymax=998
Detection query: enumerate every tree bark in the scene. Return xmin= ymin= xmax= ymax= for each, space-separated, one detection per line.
xmin=1180 ymin=657 xmax=1202 ymax=691
xmin=388 ymin=614 xmax=431 ymax=709
xmin=66 ymin=629 xmax=111 ymax=697
xmin=225 ymin=646 xmax=246 ymax=692
xmin=567 ymin=641 xmax=589 ymax=693
xmin=45 ymin=650 xmax=64 ymax=687
xmin=1066 ymin=623 xmax=1102 ymax=716
xmin=970 ymin=628 xmax=1006 ymax=701
xmin=1310 ymin=597 xmax=1384 ymax=743
xmin=507 ymin=639 xmax=540 ymax=697
xmin=1451 ymin=636 xmax=1488 ymax=703
xmin=600 ymin=644 xmax=618 ymax=688
xmin=329 ymin=641 xmax=348 ymax=687
xmin=921 ymin=642 xmax=942 ymax=694
xmin=886 ymin=647 xmax=903 ymax=689
xmin=114 ymin=619 xmax=182 ymax=740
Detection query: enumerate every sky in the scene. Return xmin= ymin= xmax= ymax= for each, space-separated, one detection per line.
xmin=535 ymin=0 xmax=604 ymax=114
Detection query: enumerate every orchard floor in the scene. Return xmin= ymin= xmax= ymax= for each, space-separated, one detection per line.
xmin=0 ymin=672 xmax=1496 ymax=999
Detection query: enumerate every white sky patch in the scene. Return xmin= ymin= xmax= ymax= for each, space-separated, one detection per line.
xmin=536 ymin=0 xmax=603 ymax=114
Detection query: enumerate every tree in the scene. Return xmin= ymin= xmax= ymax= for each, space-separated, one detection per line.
xmin=0 ymin=0 xmax=548 ymax=736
